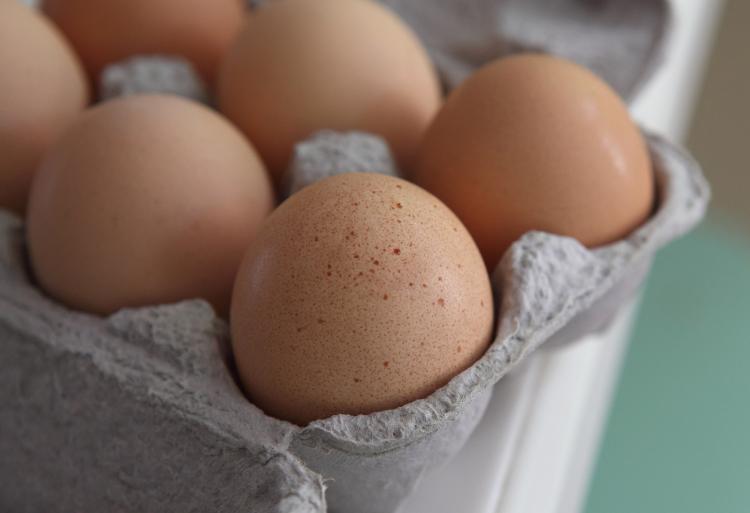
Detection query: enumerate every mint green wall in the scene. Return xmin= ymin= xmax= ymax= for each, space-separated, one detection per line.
xmin=585 ymin=218 xmax=750 ymax=513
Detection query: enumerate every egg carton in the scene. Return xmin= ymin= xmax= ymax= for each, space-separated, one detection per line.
xmin=0 ymin=130 xmax=708 ymax=513
xmin=99 ymin=55 xmax=211 ymax=105
xmin=1 ymin=1 xmax=694 ymax=513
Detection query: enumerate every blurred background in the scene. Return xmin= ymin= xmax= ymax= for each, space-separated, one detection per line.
xmin=585 ymin=1 xmax=750 ymax=512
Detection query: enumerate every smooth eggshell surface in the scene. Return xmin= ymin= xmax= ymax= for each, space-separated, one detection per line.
xmin=218 ymin=0 xmax=441 ymax=182
xmin=231 ymin=173 xmax=494 ymax=425
xmin=0 ymin=0 xmax=88 ymax=215
xmin=27 ymin=94 xmax=274 ymax=316
xmin=413 ymin=54 xmax=654 ymax=271
xmin=42 ymin=0 xmax=245 ymax=85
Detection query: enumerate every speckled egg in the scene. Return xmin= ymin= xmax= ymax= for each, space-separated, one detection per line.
xmin=230 ymin=173 xmax=494 ymax=425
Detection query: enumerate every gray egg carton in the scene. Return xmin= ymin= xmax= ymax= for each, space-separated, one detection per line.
xmin=99 ymin=55 xmax=211 ymax=105
xmin=381 ymin=0 xmax=670 ymax=101
xmin=2 ymin=1 xmax=696 ymax=512
xmin=0 ymin=130 xmax=708 ymax=513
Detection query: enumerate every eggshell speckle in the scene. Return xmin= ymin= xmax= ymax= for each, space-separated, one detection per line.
xmin=413 ymin=54 xmax=654 ymax=270
xmin=231 ymin=173 xmax=494 ymax=425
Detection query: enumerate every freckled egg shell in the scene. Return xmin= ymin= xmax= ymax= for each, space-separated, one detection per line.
xmin=412 ymin=53 xmax=654 ymax=271
xmin=27 ymin=94 xmax=274 ymax=316
xmin=230 ymin=172 xmax=494 ymax=425
xmin=42 ymin=0 xmax=245 ymax=85
xmin=0 ymin=0 xmax=88 ymax=215
xmin=218 ymin=0 xmax=441 ymax=182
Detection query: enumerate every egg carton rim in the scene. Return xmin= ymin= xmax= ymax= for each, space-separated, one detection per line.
xmin=0 ymin=130 xmax=709 ymax=457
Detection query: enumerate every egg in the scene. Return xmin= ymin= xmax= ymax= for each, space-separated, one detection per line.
xmin=27 ymin=94 xmax=274 ymax=316
xmin=0 ymin=0 xmax=88 ymax=215
xmin=218 ymin=0 xmax=441 ymax=183
xmin=230 ymin=173 xmax=494 ymax=425
xmin=42 ymin=0 xmax=245 ymax=85
xmin=412 ymin=54 xmax=654 ymax=270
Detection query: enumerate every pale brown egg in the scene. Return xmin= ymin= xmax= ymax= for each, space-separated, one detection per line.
xmin=0 ymin=0 xmax=88 ymax=215
xmin=42 ymin=0 xmax=245 ymax=85
xmin=412 ymin=54 xmax=654 ymax=271
xmin=27 ymin=94 xmax=274 ymax=316
xmin=218 ymin=0 xmax=441 ymax=183
xmin=230 ymin=173 xmax=494 ymax=425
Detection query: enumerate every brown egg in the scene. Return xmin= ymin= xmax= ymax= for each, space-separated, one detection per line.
xmin=218 ymin=0 xmax=441 ymax=183
xmin=42 ymin=0 xmax=244 ymax=85
xmin=0 ymin=0 xmax=88 ymax=215
xmin=412 ymin=54 xmax=654 ymax=270
xmin=231 ymin=173 xmax=494 ymax=425
xmin=27 ymin=95 xmax=274 ymax=316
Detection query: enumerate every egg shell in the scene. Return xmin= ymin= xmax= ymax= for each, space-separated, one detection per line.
xmin=27 ymin=94 xmax=274 ymax=316
xmin=231 ymin=172 xmax=494 ymax=425
xmin=218 ymin=0 xmax=441 ymax=182
xmin=413 ymin=53 xmax=655 ymax=270
xmin=42 ymin=0 xmax=245 ymax=85
xmin=0 ymin=0 xmax=88 ymax=214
